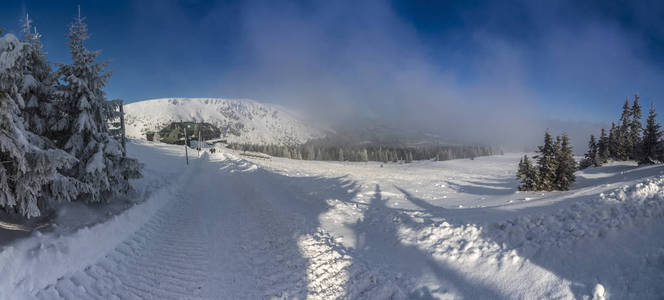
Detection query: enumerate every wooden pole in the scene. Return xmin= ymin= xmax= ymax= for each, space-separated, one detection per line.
xmin=119 ymin=101 xmax=126 ymax=157
xmin=198 ymin=126 xmax=202 ymax=157
xmin=183 ymin=122 xmax=189 ymax=165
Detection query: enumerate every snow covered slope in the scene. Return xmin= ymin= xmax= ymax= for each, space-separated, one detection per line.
xmin=124 ymin=98 xmax=324 ymax=145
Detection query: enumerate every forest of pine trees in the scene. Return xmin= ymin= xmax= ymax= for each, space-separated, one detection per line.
xmin=581 ymin=94 xmax=664 ymax=167
xmin=517 ymin=132 xmax=576 ymax=191
xmin=227 ymin=142 xmax=498 ymax=163
xmin=0 ymin=11 xmax=141 ymax=218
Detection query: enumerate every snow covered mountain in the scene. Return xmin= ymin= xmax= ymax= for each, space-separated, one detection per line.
xmin=124 ymin=98 xmax=324 ymax=145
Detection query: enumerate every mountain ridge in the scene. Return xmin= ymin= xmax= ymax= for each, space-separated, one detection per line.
xmin=124 ymin=98 xmax=325 ymax=145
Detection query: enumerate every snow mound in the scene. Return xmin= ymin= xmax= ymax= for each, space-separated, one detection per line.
xmin=395 ymin=175 xmax=664 ymax=271
xmin=492 ymin=176 xmax=664 ymax=252
xmin=593 ymin=283 xmax=606 ymax=300
xmin=124 ymin=98 xmax=324 ymax=145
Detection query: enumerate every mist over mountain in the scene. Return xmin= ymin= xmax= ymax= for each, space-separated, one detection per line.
xmin=124 ymin=98 xmax=325 ymax=146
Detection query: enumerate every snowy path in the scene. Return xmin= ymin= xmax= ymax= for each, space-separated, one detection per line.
xmin=31 ymin=152 xmax=401 ymax=299
xmin=37 ymin=191 xmax=208 ymax=299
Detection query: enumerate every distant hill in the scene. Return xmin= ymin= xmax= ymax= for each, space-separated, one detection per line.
xmin=124 ymin=98 xmax=325 ymax=146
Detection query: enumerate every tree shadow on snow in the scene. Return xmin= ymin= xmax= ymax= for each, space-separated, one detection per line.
xmin=342 ymin=185 xmax=505 ymax=299
xmin=220 ymin=156 xmax=664 ymax=299
xmin=574 ymin=164 xmax=664 ymax=188
xmin=445 ymin=178 xmax=516 ymax=196
xmin=221 ymin=163 xmax=364 ymax=297
xmin=394 ymin=184 xmax=664 ymax=299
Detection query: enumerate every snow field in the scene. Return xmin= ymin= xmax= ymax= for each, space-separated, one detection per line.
xmin=238 ymin=149 xmax=664 ymax=298
xmin=3 ymin=142 xmax=664 ymax=299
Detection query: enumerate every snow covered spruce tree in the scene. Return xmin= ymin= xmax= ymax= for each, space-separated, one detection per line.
xmin=517 ymin=155 xmax=537 ymax=191
xmin=0 ymin=33 xmax=81 ymax=218
xmin=519 ymin=131 xmax=576 ymax=191
xmin=617 ymin=98 xmax=632 ymax=161
xmin=598 ymin=128 xmax=610 ymax=163
xmin=20 ymin=14 xmax=56 ymax=137
xmin=554 ymin=133 xmax=576 ymax=190
xmin=608 ymin=122 xmax=619 ymax=159
xmin=55 ymin=10 xmax=141 ymax=203
xmin=630 ymin=94 xmax=642 ymax=159
xmin=535 ymin=131 xmax=558 ymax=191
xmin=640 ymin=102 xmax=662 ymax=164
xmin=580 ymin=134 xmax=600 ymax=169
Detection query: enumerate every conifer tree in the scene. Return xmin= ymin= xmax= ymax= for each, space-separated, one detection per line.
xmin=555 ymin=133 xmax=576 ymax=190
xmin=608 ymin=122 xmax=618 ymax=159
xmin=0 ymin=34 xmax=35 ymax=216
xmin=56 ymin=9 xmax=141 ymax=203
xmin=19 ymin=14 xmax=56 ymax=136
xmin=630 ymin=94 xmax=643 ymax=159
xmin=618 ymin=98 xmax=632 ymax=160
xmin=281 ymin=146 xmax=291 ymax=158
xmin=580 ymin=134 xmax=602 ymax=169
xmin=316 ymin=148 xmax=323 ymax=160
xmin=598 ymin=128 xmax=610 ymax=163
xmin=0 ymin=34 xmax=80 ymax=218
xmin=360 ymin=148 xmax=368 ymax=162
xmin=517 ymin=156 xmax=527 ymax=190
xmin=554 ymin=135 xmax=562 ymax=158
xmin=536 ymin=131 xmax=558 ymax=191
xmin=588 ymin=135 xmax=601 ymax=167
xmin=517 ymin=155 xmax=537 ymax=191
xmin=304 ymin=145 xmax=315 ymax=160
xmin=640 ymin=102 xmax=661 ymax=164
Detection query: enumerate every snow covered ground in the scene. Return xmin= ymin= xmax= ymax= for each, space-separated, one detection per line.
xmin=1 ymin=141 xmax=663 ymax=299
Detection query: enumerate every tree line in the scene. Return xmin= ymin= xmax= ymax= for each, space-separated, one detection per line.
xmin=228 ymin=142 xmax=499 ymax=163
xmin=0 ymin=11 xmax=141 ymax=218
xmin=581 ymin=94 xmax=662 ymax=167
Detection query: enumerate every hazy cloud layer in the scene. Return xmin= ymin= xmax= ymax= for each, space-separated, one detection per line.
xmin=204 ymin=0 xmax=654 ymax=151
xmin=208 ymin=1 xmax=538 ymax=148
xmin=61 ymin=0 xmax=664 ymax=151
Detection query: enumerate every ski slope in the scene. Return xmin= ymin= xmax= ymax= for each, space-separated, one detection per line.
xmin=2 ymin=141 xmax=663 ymax=299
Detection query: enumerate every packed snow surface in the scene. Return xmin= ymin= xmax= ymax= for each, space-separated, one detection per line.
xmin=1 ymin=142 xmax=663 ymax=299
xmin=124 ymin=98 xmax=324 ymax=145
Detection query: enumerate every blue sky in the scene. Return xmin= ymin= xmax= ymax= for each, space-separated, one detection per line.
xmin=3 ymin=0 xmax=664 ymax=146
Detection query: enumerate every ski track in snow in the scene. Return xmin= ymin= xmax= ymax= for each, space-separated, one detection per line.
xmin=36 ymin=194 xmax=208 ymax=300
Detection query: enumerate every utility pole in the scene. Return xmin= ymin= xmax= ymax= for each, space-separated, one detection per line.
xmin=183 ymin=122 xmax=189 ymax=165
xmin=198 ymin=126 xmax=202 ymax=157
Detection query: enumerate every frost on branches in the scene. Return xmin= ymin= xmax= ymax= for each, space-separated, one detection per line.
xmin=0 ymin=11 xmax=142 ymax=218
xmin=54 ymin=12 xmax=142 ymax=203
xmin=0 ymin=34 xmax=78 ymax=218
